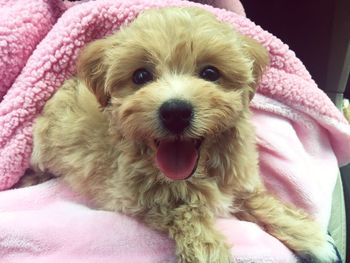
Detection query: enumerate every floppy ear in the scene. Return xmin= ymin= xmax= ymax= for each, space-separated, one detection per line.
xmin=242 ymin=36 xmax=269 ymax=100
xmin=77 ymin=39 xmax=110 ymax=107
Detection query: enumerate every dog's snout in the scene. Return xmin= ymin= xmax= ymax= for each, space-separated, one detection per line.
xmin=159 ymin=99 xmax=193 ymax=134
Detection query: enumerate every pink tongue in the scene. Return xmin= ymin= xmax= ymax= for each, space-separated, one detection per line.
xmin=156 ymin=140 xmax=198 ymax=180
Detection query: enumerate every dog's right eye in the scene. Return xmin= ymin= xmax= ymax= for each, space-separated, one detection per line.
xmin=199 ymin=66 xmax=220 ymax=82
xmin=132 ymin=68 xmax=153 ymax=85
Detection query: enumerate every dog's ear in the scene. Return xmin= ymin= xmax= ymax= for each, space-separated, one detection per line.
xmin=242 ymin=36 xmax=269 ymax=100
xmin=77 ymin=39 xmax=110 ymax=107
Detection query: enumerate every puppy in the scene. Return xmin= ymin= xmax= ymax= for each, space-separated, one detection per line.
xmin=30 ymin=7 xmax=336 ymax=263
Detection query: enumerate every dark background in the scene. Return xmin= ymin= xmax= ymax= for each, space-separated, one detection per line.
xmin=242 ymin=0 xmax=350 ymax=99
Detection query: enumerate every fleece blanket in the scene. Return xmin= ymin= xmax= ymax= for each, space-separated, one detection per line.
xmin=0 ymin=179 xmax=298 ymax=263
xmin=1 ymin=0 xmax=350 ymax=262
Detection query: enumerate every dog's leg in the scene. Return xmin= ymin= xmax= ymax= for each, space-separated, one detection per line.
xmin=145 ymin=204 xmax=232 ymax=263
xmin=235 ymin=189 xmax=337 ymax=262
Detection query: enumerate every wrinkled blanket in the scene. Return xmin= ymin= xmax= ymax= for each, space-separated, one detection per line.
xmin=1 ymin=0 xmax=350 ymax=262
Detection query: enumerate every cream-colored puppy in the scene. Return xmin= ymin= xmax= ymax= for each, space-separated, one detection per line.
xmin=30 ymin=7 xmax=336 ymax=263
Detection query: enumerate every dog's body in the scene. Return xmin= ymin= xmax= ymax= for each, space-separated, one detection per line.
xmin=30 ymin=7 xmax=336 ymax=263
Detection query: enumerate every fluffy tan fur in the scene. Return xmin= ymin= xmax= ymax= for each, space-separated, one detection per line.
xmin=29 ymin=7 xmax=336 ymax=263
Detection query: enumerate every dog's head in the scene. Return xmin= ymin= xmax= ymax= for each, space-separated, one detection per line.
xmin=77 ymin=7 xmax=268 ymax=181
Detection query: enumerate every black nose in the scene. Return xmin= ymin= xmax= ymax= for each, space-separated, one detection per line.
xmin=159 ymin=99 xmax=193 ymax=134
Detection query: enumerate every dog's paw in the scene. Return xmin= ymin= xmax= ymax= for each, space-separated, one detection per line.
xmin=297 ymin=235 xmax=338 ymax=263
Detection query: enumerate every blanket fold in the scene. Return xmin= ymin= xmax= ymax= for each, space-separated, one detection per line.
xmin=0 ymin=0 xmax=349 ymax=262
xmin=0 ymin=0 xmax=67 ymax=100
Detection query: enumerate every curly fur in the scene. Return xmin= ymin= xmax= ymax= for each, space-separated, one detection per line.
xmin=29 ymin=7 xmax=336 ymax=263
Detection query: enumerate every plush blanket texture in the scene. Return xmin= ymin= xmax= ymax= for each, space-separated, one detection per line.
xmin=0 ymin=0 xmax=349 ymax=262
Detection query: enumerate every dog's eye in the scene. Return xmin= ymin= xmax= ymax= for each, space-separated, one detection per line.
xmin=199 ymin=66 xmax=220 ymax=82
xmin=132 ymin=68 xmax=153 ymax=85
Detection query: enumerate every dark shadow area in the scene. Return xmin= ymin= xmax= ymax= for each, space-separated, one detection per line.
xmin=243 ymin=0 xmax=335 ymax=91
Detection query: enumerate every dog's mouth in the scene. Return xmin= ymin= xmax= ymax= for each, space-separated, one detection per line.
xmin=154 ymin=138 xmax=202 ymax=180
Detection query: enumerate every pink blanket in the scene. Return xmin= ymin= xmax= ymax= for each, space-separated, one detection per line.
xmin=0 ymin=0 xmax=349 ymax=262
xmin=0 ymin=179 xmax=297 ymax=263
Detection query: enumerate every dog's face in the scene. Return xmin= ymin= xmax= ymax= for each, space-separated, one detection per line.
xmin=78 ymin=7 xmax=268 ymax=181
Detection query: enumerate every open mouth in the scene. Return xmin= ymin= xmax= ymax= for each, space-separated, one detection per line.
xmin=154 ymin=138 xmax=202 ymax=180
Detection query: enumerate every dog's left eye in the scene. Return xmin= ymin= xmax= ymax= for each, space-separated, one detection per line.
xmin=199 ymin=66 xmax=220 ymax=82
xmin=132 ymin=68 xmax=153 ymax=85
